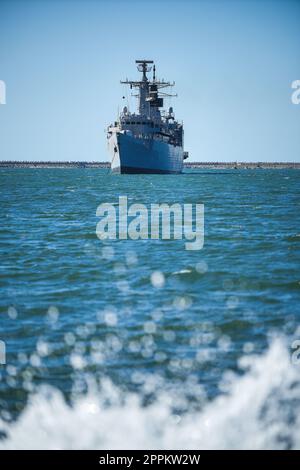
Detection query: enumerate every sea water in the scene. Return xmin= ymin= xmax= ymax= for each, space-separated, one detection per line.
xmin=0 ymin=168 xmax=299 ymax=449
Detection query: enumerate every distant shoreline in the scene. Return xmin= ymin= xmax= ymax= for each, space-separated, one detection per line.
xmin=0 ymin=161 xmax=299 ymax=169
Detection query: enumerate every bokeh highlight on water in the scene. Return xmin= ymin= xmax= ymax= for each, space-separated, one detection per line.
xmin=0 ymin=168 xmax=300 ymax=449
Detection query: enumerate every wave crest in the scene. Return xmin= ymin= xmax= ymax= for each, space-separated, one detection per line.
xmin=1 ymin=339 xmax=300 ymax=449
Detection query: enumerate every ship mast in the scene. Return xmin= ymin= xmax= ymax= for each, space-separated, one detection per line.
xmin=120 ymin=59 xmax=176 ymax=118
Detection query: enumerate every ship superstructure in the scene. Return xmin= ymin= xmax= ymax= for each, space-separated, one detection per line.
xmin=107 ymin=60 xmax=188 ymax=174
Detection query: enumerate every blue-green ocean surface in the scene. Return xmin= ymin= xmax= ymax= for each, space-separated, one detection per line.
xmin=0 ymin=168 xmax=300 ymax=449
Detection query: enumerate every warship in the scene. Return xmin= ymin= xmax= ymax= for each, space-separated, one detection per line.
xmin=107 ymin=60 xmax=188 ymax=174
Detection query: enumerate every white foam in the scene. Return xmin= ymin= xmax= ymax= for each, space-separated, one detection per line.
xmin=1 ymin=339 xmax=300 ymax=449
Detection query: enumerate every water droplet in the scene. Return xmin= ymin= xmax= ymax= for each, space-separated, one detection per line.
xmin=195 ymin=260 xmax=208 ymax=274
xmin=151 ymin=271 xmax=165 ymax=288
xmin=7 ymin=306 xmax=18 ymax=320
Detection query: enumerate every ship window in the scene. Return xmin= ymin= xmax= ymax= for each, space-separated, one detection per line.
xmin=132 ymin=121 xmax=135 ymax=125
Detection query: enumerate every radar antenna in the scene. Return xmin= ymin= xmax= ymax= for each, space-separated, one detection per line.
xmin=135 ymin=60 xmax=153 ymax=81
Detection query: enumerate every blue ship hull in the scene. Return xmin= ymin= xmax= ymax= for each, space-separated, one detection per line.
xmin=110 ymin=133 xmax=183 ymax=174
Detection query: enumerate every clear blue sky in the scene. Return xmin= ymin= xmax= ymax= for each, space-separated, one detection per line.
xmin=0 ymin=0 xmax=299 ymax=162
